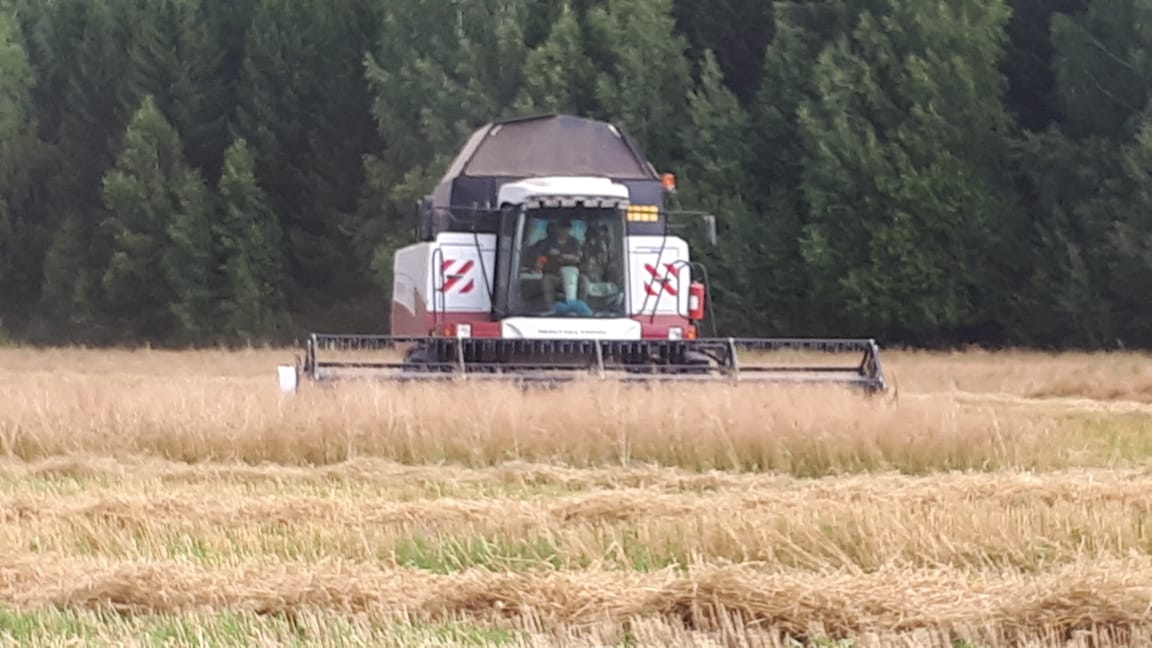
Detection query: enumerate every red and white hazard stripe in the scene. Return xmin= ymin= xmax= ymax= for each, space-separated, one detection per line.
xmin=643 ymin=262 xmax=679 ymax=297
xmin=440 ymin=259 xmax=475 ymax=294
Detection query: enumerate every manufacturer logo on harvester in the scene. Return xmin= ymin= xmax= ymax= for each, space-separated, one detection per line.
xmin=440 ymin=259 xmax=475 ymax=294
xmin=540 ymin=329 xmax=609 ymax=336
xmin=643 ymin=263 xmax=679 ymax=297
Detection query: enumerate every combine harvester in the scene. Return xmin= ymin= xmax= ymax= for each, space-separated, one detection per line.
xmin=278 ymin=114 xmax=886 ymax=393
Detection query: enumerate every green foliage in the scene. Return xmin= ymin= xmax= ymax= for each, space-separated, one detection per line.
xmin=673 ymin=0 xmax=775 ymax=102
xmin=39 ymin=214 xmax=100 ymax=336
xmin=1001 ymin=0 xmax=1088 ymax=131
xmin=360 ymin=0 xmax=532 ymax=297
xmin=1106 ymin=121 xmax=1152 ymax=343
xmin=587 ymin=0 xmax=692 ymax=166
xmin=0 ymin=13 xmax=33 ymax=290
xmin=1013 ymin=0 xmax=1152 ymax=348
xmin=676 ymin=50 xmax=763 ymax=333
xmin=126 ymin=0 xmax=228 ymax=181
xmin=795 ymin=0 xmax=1018 ymax=342
xmin=364 ymin=0 xmax=529 ymax=205
xmin=737 ymin=3 xmax=856 ymax=336
xmin=513 ymin=3 xmax=595 ymax=114
xmin=1015 ymin=129 xmax=1121 ymax=346
xmin=1052 ymin=0 xmax=1152 ymax=140
xmin=0 ymin=0 xmax=1149 ymax=349
xmin=164 ymin=169 xmax=217 ymax=342
xmin=31 ymin=0 xmax=142 ymax=338
xmin=234 ymin=0 xmax=382 ymax=308
xmin=100 ymin=95 xmax=215 ymax=342
xmin=215 ymin=137 xmax=289 ymax=343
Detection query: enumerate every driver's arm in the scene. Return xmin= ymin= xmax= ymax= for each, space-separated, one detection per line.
xmin=559 ymin=239 xmax=582 ymax=264
xmin=523 ymin=240 xmax=544 ymax=269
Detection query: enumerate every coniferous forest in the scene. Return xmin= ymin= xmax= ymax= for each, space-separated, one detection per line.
xmin=1 ymin=0 xmax=1147 ymax=350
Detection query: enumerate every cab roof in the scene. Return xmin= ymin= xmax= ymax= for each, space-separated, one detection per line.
xmin=496 ymin=176 xmax=631 ymax=207
xmin=438 ymin=114 xmax=660 ymax=183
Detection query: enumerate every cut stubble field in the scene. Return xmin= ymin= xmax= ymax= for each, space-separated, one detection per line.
xmin=3 ymin=347 xmax=1152 ymax=646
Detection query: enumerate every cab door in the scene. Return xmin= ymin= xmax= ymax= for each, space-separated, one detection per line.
xmin=492 ymin=204 xmax=522 ymax=319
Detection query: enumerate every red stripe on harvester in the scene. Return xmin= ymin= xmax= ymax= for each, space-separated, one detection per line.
xmin=441 ymin=259 xmax=476 ymax=294
xmin=643 ymin=262 xmax=678 ymax=297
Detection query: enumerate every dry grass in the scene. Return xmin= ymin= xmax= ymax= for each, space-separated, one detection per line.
xmin=7 ymin=555 xmax=1152 ymax=642
xmin=885 ymin=347 xmax=1152 ymax=402
xmin=1 ymin=464 xmax=1151 ymax=573
xmin=2 ymin=378 xmax=1062 ymax=474
xmin=0 ymin=346 xmax=1131 ymax=474
xmin=3 ymin=345 xmax=1152 ymax=645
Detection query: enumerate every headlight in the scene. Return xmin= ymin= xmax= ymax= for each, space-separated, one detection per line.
xmin=456 ymin=324 xmax=472 ymax=338
xmin=668 ymin=327 xmax=683 ymax=340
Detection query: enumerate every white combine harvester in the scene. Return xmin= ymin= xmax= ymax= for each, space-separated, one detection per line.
xmin=278 ymin=114 xmax=886 ymax=392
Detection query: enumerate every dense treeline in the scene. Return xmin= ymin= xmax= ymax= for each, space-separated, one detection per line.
xmin=0 ymin=0 xmax=1147 ymax=349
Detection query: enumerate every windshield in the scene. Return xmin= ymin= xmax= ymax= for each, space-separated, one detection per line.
xmin=509 ymin=206 xmax=627 ymax=318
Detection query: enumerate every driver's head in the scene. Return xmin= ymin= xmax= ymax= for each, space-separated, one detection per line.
xmin=552 ymin=219 xmax=572 ymax=242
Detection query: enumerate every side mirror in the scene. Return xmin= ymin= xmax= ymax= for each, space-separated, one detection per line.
xmin=703 ymin=214 xmax=717 ymax=246
xmin=660 ymin=209 xmax=718 ymax=246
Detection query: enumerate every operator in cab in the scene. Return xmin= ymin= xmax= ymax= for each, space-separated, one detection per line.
xmin=524 ymin=219 xmax=583 ymax=311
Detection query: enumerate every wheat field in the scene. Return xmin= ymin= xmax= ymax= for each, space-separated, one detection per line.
xmin=2 ymin=346 xmax=1152 ymax=646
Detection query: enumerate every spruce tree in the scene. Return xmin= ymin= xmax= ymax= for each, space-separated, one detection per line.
xmin=364 ymin=0 xmax=530 ymax=200
xmin=676 ymin=50 xmax=761 ymax=334
xmin=361 ymin=0 xmax=530 ymax=300
xmin=0 ymin=7 xmax=52 ymax=335
xmin=128 ymin=0 xmax=227 ymax=182
xmin=1016 ymin=0 xmax=1152 ymax=347
xmin=672 ymin=0 xmax=776 ymax=102
xmin=164 ymin=170 xmax=217 ymax=343
xmin=33 ymin=0 xmax=138 ymax=335
xmin=1014 ymin=129 xmax=1119 ymax=346
xmin=1051 ymin=0 xmax=1152 ymax=140
xmin=1105 ymin=120 xmax=1152 ymax=345
xmin=0 ymin=13 xmax=34 ymax=294
xmin=216 ymin=137 xmax=289 ymax=343
xmin=1001 ymin=0 xmax=1089 ymax=131
xmin=796 ymin=0 xmax=1018 ymax=342
xmin=100 ymin=94 xmax=214 ymax=343
xmin=234 ymin=0 xmax=383 ymax=320
xmin=741 ymin=3 xmax=856 ymax=336
xmin=586 ymin=0 xmax=693 ymax=166
xmin=512 ymin=2 xmax=595 ymax=114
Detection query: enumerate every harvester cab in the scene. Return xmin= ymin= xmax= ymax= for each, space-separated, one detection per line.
xmin=279 ymin=114 xmax=886 ymax=393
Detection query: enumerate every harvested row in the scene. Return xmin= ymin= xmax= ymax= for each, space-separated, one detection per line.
xmin=5 ymin=347 xmax=1152 ymax=645
xmin=1 ymin=612 xmax=1148 ymax=648
xmin=4 ymin=466 xmax=1152 ymax=572
xmin=4 ymin=555 xmax=1152 ymax=646
xmin=10 ymin=454 xmax=1152 ymax=499
xmin=4 ymin=455 xmax=1151 ymax=500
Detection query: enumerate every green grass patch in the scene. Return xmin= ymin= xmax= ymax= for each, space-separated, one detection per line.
xmin=0 ymin=608 xmax=519 ymax=646
xmin=0 ymin=608 xmax=95 ymax=643
xmin=391 ymin=528 xmax=690 ymax=574
xmin=393 ymin=532 xmax=566 ymax=573
xmin=1065 ymin=413 xmax=1152 ymax=463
